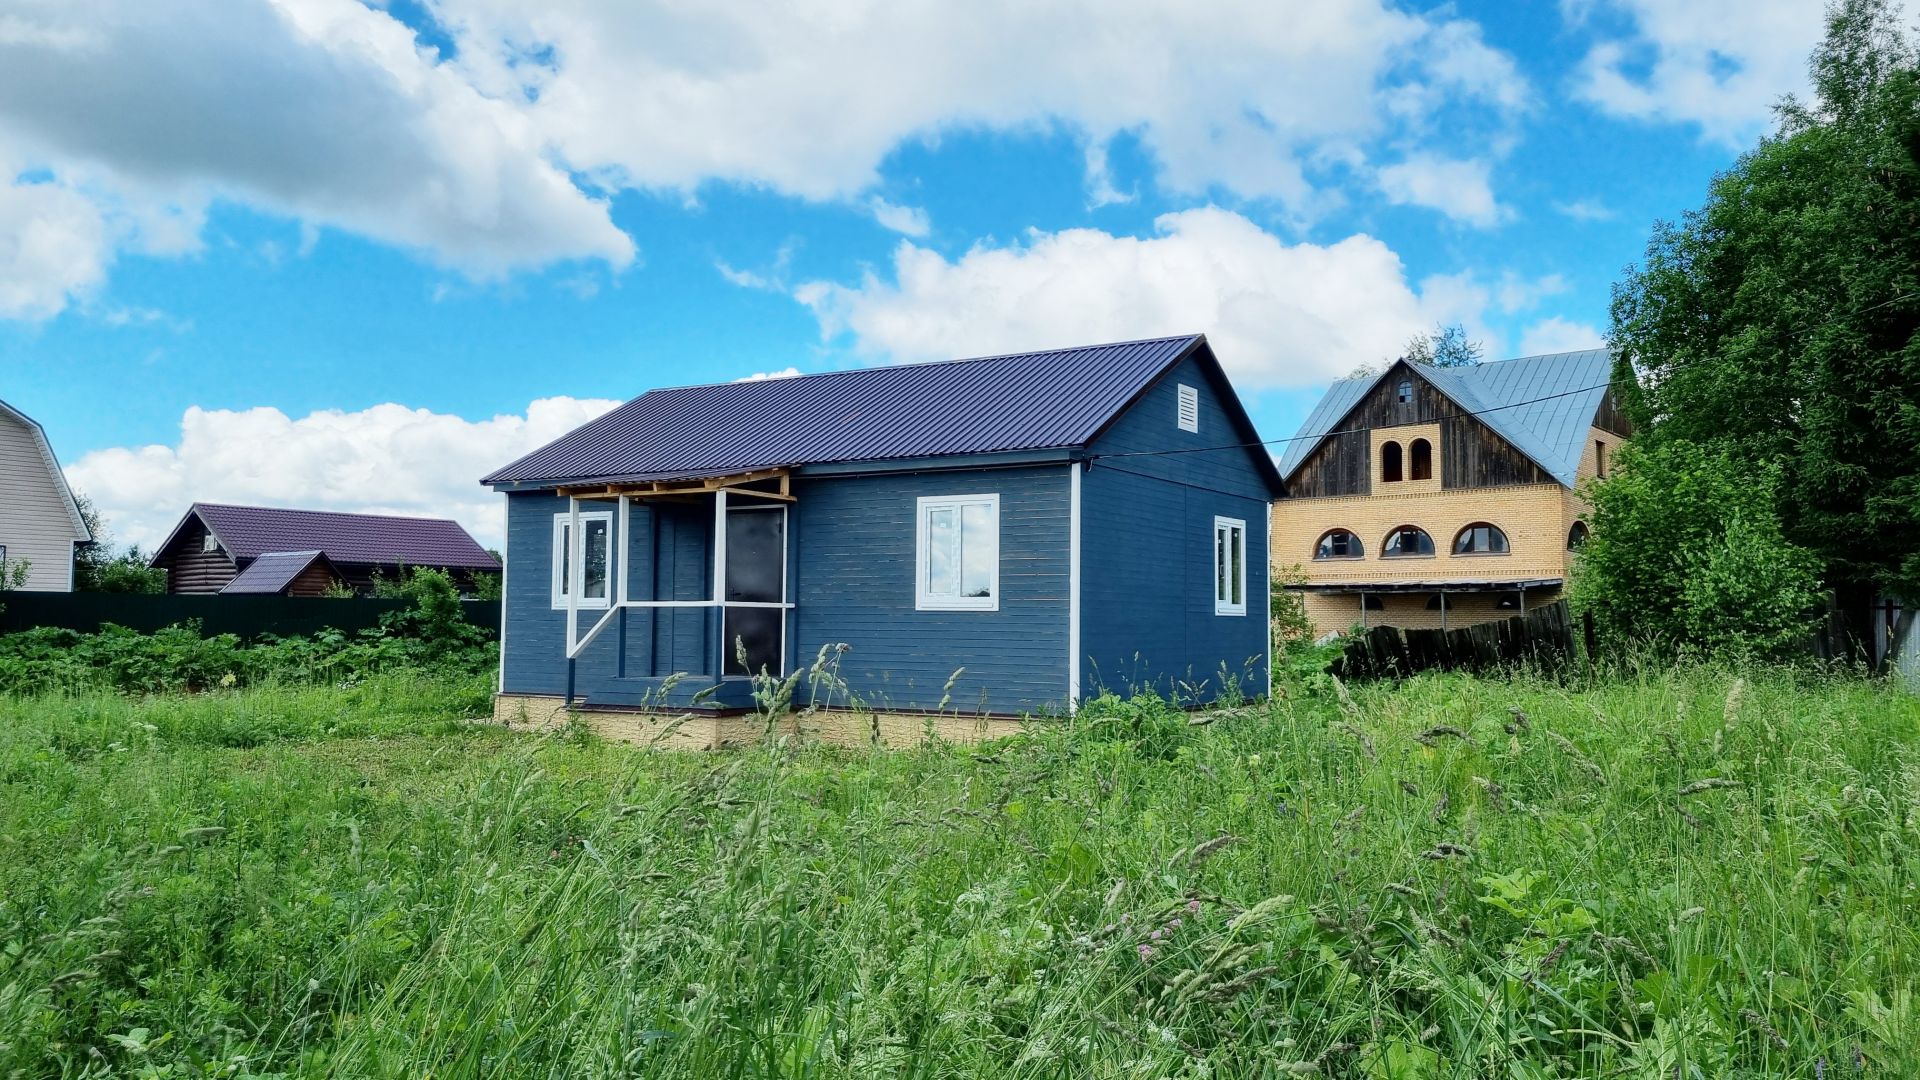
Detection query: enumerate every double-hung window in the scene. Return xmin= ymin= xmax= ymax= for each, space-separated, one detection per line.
xmin=1213 ymin=516 xmax=1247 ymax=616
xmin=916 ymin=494 xmax=999 ymax=611
xmin=551 ymin=510 xmax=613 ymax=609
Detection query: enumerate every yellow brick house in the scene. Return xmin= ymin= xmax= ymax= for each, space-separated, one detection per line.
xmin=1271 ymin=349 xmax=1629 ymax=636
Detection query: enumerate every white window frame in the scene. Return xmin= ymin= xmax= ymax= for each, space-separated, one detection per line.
xmin=1214 ymin=516 xmax=1247 ymax=616
xmin=1177 ymin=384 xmax=1200 ymax=432
xmin=551 ymin=510 xmax=613 ymax=610
xmin=915 ymin=493 xmax=1000 ymax=612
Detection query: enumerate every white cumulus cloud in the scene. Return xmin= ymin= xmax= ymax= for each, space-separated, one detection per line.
xmin=440 ymin=0 xmax=1527 ymax=207
xmin=1570 ymin=0 xmax=1827 ymax=142
xmin=1517 ymin=315 xmax=1606 ymax=356
xmin=64 ymin=396 xmax=622 ymax=552
xmin=0 ymin=0 xmax=634 ymax=320
xmin=794 ymin=207 xmax=1523 ymax=389
xmin=0 ymin=0 xmax=1533 ymax=320
xmin=1376 ymin=155 xmax=1509 ymax=227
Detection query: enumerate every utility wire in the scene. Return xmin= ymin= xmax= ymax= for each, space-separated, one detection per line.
xmin=1090 ymin=287 xmax=1919 ymax=467
xmin=1089 ymin=379 xmax=1615 ymax=464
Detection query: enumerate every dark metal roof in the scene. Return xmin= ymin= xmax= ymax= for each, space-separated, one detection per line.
xmin=170 ymin=503 xmax=500 ymax=570
xmin=1278 ymin=349 xmax=1613 ymax=487
xmin=219 ymin=550 xmax=330 ymax=595
xmin=483 ymin=335 xmax=1273 ymax=488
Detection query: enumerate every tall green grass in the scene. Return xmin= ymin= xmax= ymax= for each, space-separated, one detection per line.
xmin=1 ymin=667 xmax=1915 ymax=1077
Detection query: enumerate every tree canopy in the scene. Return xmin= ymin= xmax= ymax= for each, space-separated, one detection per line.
xmin=1608 ymin=0 xmax=1920 ymax=599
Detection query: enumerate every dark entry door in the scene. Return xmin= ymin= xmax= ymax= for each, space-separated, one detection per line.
xmin=724 ymin=506 xmax=785 ymax=676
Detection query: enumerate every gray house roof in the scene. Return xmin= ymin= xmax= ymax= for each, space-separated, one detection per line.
xmin=1276 ymin=349 xmax=1614 ymax=488
xmin=483 ymin=335 xmax=1285 ymax=493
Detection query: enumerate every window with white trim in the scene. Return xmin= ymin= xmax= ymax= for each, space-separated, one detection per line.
xmin=1214 ymin=516 xmax=1246 ymax=616
xmin=915 ymin=494 xmax=999 ymax=610
xmin=551 ymin=511 xmax=613 ymax=609
xmin=1177 ymin=384 xmax=1200 ymax=432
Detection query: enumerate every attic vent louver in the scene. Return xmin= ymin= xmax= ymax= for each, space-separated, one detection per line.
xmin=1177 ymin=384 xmax=1199 ymax=432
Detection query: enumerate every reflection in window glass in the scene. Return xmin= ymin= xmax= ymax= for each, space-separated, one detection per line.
xmin=582 ymin=517 xmax=609 ymax=600
xmin=962 ymin=502 xmax=995 ymax=598
xmin=918 ymin=496 xmax=999 ymax=609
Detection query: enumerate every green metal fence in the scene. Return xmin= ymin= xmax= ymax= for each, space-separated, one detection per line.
xmin=0 ymin=593 xmax=500 ymax=640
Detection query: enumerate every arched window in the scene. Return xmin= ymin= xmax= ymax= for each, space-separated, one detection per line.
xmin=1396 ymin=380 xmax=1413 ymax=404
xmin=1494 ymin=592 xmax=1522 ymax=610
xmin=1453 ymin=522 xmax=1510 ymax=555
xmin=1567 ymin=521 xmax=1590 ymax=550
xmin=1315 ymin=529 xmax=1364 ymax=560
xmin=1381 ymin=441 xmax=1404 ymax=483
xmin=1425 ymin=594 xmax=1451 ymax=611
xmin=1382 ymin=525 xmax=1434 ymax=558
xmin=1409 ymin=438 xmax=1432 ymax=480
xmin=1362 ymin=594 xmax=1385 ymax=611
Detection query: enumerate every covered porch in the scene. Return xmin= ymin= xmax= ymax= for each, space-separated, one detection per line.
xmin=555 ymin=467 xmax=795 ymax=711
xmin=1292 ymin=577 xmax=1565 ymax=632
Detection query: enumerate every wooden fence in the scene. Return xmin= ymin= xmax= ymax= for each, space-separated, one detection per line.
xmin=1332 ymin=600 xmax=1576 ymax=680
xmin=0 ymin=592 xmax=499 ymax=640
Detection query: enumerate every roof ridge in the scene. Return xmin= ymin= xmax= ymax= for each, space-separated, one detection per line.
xmin=194 ymin=501 xmax=464 ymax=526
xmin=637 ymin=334 xmax=1205 ymax=396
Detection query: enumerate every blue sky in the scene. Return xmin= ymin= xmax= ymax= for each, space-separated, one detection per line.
xmin=0 ymin=0 xmax=1830 ymax=548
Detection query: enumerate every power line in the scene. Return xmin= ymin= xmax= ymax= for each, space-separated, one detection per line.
xmin=1089 ymin=379 xmax=1615 ymax=465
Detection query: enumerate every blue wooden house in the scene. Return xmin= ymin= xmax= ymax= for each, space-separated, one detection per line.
xmin=482 ymin=335 xmax=1283 ymax=725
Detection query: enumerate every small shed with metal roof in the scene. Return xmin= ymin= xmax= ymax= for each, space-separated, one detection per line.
xmin=149 ymin=503 xmax=500 ymax=595
xmin=482 ymin=334 xmax=1284 ymax=718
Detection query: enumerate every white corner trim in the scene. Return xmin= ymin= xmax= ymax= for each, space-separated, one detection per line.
xmin=1264 ymin=505 xmax=1274 ymax=701
xmin=1068 ymin=464 xmax=1082 ymax=713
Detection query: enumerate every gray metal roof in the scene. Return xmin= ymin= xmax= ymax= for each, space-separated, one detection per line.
xmin=219 ymin=550 xmax=329 ymax=594
xmin=1276 ymin=349 xmax=1613 ymax=488
xmin=483 ymin=335 xmax=1283 ymax=492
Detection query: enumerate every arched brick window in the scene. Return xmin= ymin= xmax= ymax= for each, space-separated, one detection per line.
xmin=1410 ymin=438 xmax=1433 ymax=480
xmin=1383 ymin=525 xmax=1434 ymax=558
xmin=1381 ymin=441 xmax=1404 ymax=483
xmin=1315 ymin=529 xmax=1365 ymax=560
xmin=1453 ymin=522 xmax=1510 ymax=555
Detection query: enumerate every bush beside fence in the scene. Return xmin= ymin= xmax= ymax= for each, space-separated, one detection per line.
xmin=0 ymin=592 xmax=498 ymax=640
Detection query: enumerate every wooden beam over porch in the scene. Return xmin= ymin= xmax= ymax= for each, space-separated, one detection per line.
xmin=556 ymin=466 xmax=792 ymax=501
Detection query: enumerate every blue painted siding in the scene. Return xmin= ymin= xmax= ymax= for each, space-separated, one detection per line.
xmin=500 ymin=492 xmax=751 ymax=709
xmin=1081 ymin=356 xmax=1272 ymax=702
xmin=791 ymin=465 xmax=1070 ymax=715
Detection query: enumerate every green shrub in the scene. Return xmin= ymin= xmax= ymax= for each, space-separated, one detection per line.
xmin=1572 ymin=440 xmax=1824 ymax=659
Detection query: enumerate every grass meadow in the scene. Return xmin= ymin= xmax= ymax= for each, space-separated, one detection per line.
xmin=1 ymin=666 xmax=1916 ymax=1077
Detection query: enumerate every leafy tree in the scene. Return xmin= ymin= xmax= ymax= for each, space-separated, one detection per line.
xmin=0 ymin=557 xmax=31 ymax=592
xmin=1608 ymin=0 xmax=1920 ymax=618
xmin=1571 ymin=441 xmax=1824 ymax=658
xmin=71 ymin=494 xmax=166 ymax=593
xmin=1403 ymin=323 xmax=1484 ymax=368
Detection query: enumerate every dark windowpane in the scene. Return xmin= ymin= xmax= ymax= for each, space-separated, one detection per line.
xmin=1396 ymin=380 xmax=1413 ymax=404
xmin=1383 ymin=526 xmax=1433 ymax=557
xmin=582 ymin=518 xmax=609 ymax=599
xmin=1425 ymin=594 xmax=1450 ymax=611
xmin=1381 ymin=441 xmax=1404 ymax=483
xmin=724 ymin=607 xmax=783 ymax=676
xmin=726 ymin=508 xmax=784 ymax=602
xmin=1410 ymin=438 xmax=1432 ymax=480
xmin=1453 ymin=523 xmax=1508 ymax=554
xmin=1362 ymin=594 xmax=1385 ymax=611
xmin=1495 ymin=592 xmax=1522 ymax=610
xmin=1568 ymin=522 xmax=1590 ymax=550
